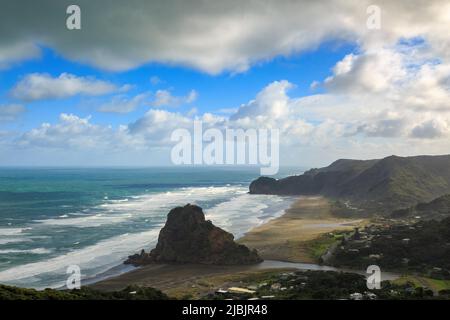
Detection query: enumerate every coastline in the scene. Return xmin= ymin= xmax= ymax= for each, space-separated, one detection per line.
xmin=238 ymin=196 xmax=366 ymax=263
xmin=89 ymin=195 xmax=369 ymax=297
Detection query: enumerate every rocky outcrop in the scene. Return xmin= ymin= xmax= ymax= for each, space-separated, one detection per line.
xmin=125 ymin=204 xmax=262 ymax=265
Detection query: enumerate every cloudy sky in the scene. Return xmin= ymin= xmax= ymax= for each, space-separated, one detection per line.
xmin=0 ymin=0 xmax=450 ymax=167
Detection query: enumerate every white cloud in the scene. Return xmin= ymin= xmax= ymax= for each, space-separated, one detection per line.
xmin=217 ymin=108 xmax=238 ymax=115
xmin=2 ymin=2 xmax=450 ymax=166
xmin=1 ymin=1 xmax=449 ymax=74
xmin=231 ymin=80 xmax=293 ymax=120
xmin=19 ymin=113 xmax=109 ymax=149
xmin=128 ymin=109 xmax=192 ymax=145
xmin=0 ymin=41 xmax=40 ymax=70
xmin=411 ymin=118 xmax=450 ymax=139
xmin=402 ymin=63 xmax=450 ymax=111
xmin=98 ymin=93 xmax=147 ymax=113
xmin=10 ymin=73 xmax=118 ymax=101
xmin=324 ymin=49 xmax=407 ymax=94
xmin=5 ymin=75 xmax=450 ymax=166
xmin=151 ymin=89 xmax=198 ymax=107
xmin=17 ymin=113 xmax=145 ymax=151
xmin=0 ymin=104 xmax=25 ymax=122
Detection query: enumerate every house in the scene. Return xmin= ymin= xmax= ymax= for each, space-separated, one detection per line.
xmin=369 ymin=254 xmax=382 ymax=260
xmin=216 ymin=289 xmax=228 ymax=294
xmin=365 ymin=292 xmax=377 ymax=300
xmin=228 ymin=287 xmax=256 ymax=294
xmin=349 ymin=292 xmax=363 ymax=300
xmin=257 ymin=282 xmax=268 ymax=288
xmin=270 ymin=283 xmax=282 ymax=290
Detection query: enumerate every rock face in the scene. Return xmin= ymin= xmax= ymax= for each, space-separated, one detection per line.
xmin=125 ymin=204 xmax=262 ymax=265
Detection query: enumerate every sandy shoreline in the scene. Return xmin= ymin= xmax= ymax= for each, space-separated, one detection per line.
xmin=238 ymin=196 xmax=366 ymax=263
xmin=90 ymin=196 xmax=366 ymax=298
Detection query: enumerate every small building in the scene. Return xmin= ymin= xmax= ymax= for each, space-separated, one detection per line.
xmin=270 ymin=283 xmax=282 ymax=290
xmin=228 ymin=287 xmax=256 ymax=294
xmin=402 ymin=238 xmax=410 ymax=245
xmin=216 ymin=289 xmax=228 ymax=294
xmin=365 ymin=292 xmax=377 ymax=300
xmin=349 ymin=292 xmax=363 ymax=300
xmin=257 ymin=282 xmax=268 ymax=288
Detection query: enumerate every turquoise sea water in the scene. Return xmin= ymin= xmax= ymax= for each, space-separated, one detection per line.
xmin=0 ymin=167 xmax=299 ymax=289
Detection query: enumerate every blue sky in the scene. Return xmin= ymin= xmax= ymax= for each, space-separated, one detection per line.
xmin=0 ymin=1 xmax=449 ymax=167
xmin=0 ymin=42 xmax=355 ymax=132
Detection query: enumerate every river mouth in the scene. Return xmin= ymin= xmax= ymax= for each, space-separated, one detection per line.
xmin=257 ymin=260 xmax=399 ymax=281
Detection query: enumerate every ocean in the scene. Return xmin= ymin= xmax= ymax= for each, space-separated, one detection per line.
xmin=0 ymin=167 xmax=300 ymax=289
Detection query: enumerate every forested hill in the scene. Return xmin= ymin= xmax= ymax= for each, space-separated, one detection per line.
xmin=250 ymin=155 xmax=450 ymax=214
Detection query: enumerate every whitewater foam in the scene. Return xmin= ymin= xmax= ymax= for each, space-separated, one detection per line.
xmin=0 ymin=228 xmax=31 ymax=236
xmin=0 ymin=248 xmax=52 ymax=255
xmin=35 ymin=186 xmax=245 ymax=228
xmin=0 ymin=229 xmax=160 ymax=287
xmin=205 ymin=193 xmax=294 ymax=238
xmin=0 ymin=185 xmax=293 ymax=289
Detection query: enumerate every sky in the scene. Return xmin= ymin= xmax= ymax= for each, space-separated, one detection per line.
xmin=0 ymin=0 xmax=450 ymax=167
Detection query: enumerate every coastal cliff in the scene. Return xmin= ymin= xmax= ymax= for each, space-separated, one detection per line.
xmin=250 ymin=155 xmax=450 ymax=214
xmin=125 ymin=204 xmax=262 ymax=265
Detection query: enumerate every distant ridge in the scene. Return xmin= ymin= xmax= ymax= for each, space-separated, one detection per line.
xmin=250 ymin=154 xmax=450 ymax=214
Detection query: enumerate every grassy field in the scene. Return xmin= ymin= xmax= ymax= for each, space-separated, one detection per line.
xmin=304 ymin=232 xmax=346 ymax=261
xmin=165 ymin=268 xmax=296 ymax=299
xmin=393 ymin=275 xmax=450 ymax=293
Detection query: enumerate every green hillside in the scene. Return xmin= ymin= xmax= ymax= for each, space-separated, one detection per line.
xmin=250 ymin=155 xmax=450 ymax=214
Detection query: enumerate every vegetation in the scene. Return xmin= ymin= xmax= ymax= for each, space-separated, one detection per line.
xmin=0 ymin=284 xmax=169 ymax=300
xmin=394 ymin=275 xmax=450 ymax=293
xmin=207 ymin=270 xmax=440 ymax=300
xmin=250 ymin=154 xmax=450 ymax=214
xmin=332 ymin=217 xmax=450 ymax=279
xmin=392 ymin=194 xmax=450 ymax=220
xmin=304 ymin=232 xmax=345 ymax=261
